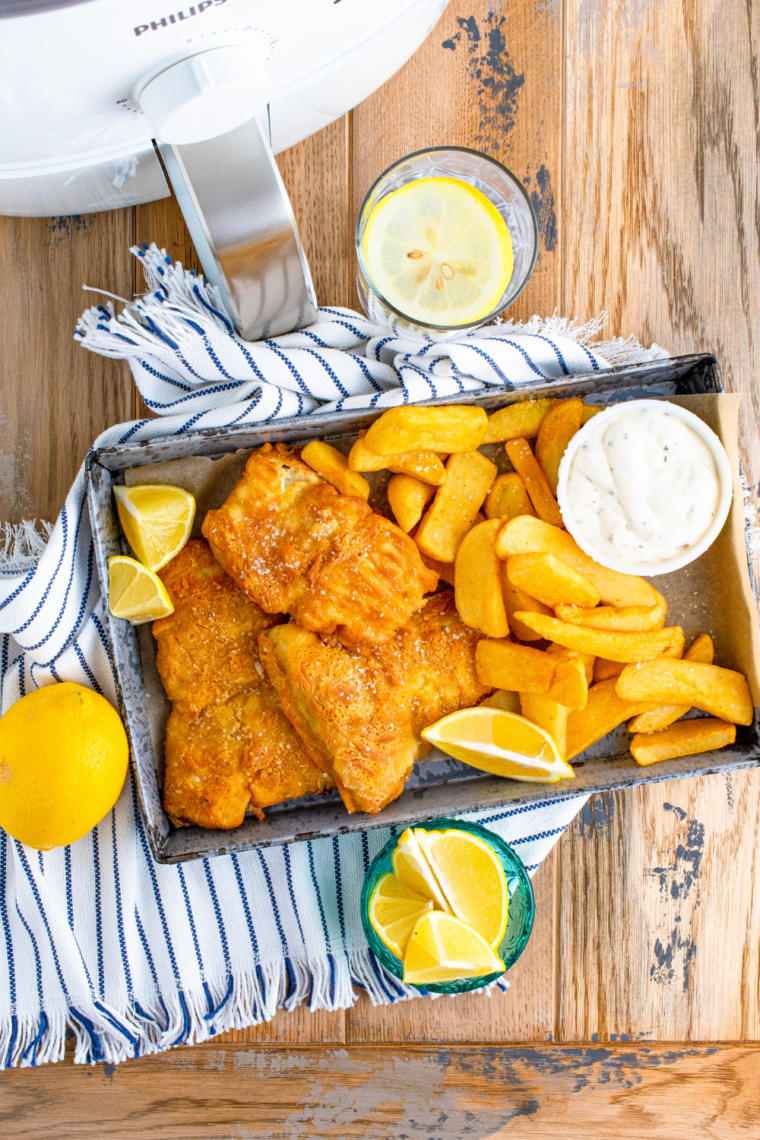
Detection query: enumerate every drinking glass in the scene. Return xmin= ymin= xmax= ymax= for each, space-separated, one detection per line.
xmin=355 ymin=146 xmax=538 ymax=340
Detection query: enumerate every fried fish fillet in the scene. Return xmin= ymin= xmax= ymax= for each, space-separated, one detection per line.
xmin=154 ymin=540 xmax=333 ymax=829
xmin=258 ymin=592 xmax=491 ymax=814
xmin=202 ymin=443 xmax=438 ymax=652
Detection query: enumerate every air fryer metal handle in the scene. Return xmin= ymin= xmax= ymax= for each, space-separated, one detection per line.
xmin=158 ymin=115 xmax=318 ymax=341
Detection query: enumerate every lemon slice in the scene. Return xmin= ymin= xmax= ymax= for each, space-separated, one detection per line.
xmin=113 ymin=484 xmax=195 ymax=572
xmin=361 ymin=176 xmax=514 ymax=326
xmin=392 ymin=827 xmax=452 ymax=913
xmin=108 ymin=556 xmax=174 ymax=624
xmin=417 ymin=829 xmax=508 ymax=949
xmin=368 ymin=873 xmax=434 ymax=959
xmin=422 ymin=708 xmax=575 ymax=783
xmin=403 ymin=911 xmax=505 ymax=986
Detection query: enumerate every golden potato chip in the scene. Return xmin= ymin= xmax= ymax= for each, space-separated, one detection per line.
xmin=513 ymin=611 xmax=683 ymax=663
xmin=500 ymin=569 xmax=552 ymax=641
xmin=616 ymin=660 xmax=753 ymax=726
xmin=519 ymin=692 xmax=569 ymax=758
xmin=535 ymin=398 xmax=584 ymax=494
xmin=545 ymin=642 xmax=595 ymax=684
xmin=628 ymin=634 xmax=714 ymax=733
xmin=483 ymin=399 xmax=558 ymax=443
xmin=364 ymin=405 xmax=488 ymax=455
xmin=301 ymin=441 xmax=370 ymax=500
xmin=505 ymin=439 xmax=563 ymax=527
xmin=387 ymin=452 xmax=446 ymax=485
xmin=495 ymin=515 xmax=658 ymax=609
xmin=484 ymin=472 xmax=536 ymax=521
xmin=475 ymin=640 xmax=587 ymax=710
xmin=565 ymin=678 xmax=659 ymax=759
xmin=630 ymin=718 xmax=736 ymax=767
xmin=455 ymin=519 xmax=509 ymax=639
xmin=506 ymin=552 xmax=600 ymax=609
xmin=556 ymin=589 xmax=667 ymax=631
xmin=415 ymin=451 xmax=497 ymax=562
xmin=387 ymin=474 xmax=436 ymax=533
xmin=480 ymin=689 xmax=521 ymax=713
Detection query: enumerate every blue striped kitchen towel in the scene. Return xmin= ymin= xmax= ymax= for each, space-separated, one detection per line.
xmin=0 ymin=246 xmax=665 ymax=1067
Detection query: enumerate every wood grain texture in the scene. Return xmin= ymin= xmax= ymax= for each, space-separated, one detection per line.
xmin=348 ymin=852 xmax=555 ymax=1043
xmin=0 ymin=212 xmax=135 ymax=523
xmin=557 ymin=775 xmax=760 ymax=1042
xmin=3 ymin=1043 xmax=759 ymax=1139
xmin=351 ymin=0 xmax=561 ymax=319
xmin=211 ymin=1004 xmax=346 ymax=1046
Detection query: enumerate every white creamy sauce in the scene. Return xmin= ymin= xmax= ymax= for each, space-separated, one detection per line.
xmin=564 ymin=405 xmax=720 ymax=564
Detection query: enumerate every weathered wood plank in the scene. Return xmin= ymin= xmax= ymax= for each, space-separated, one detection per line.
xmin=559 ymin=0 xmax=760 ymax=1044
xmin=3 ymin=1043 xmax=759 ymax=1139
xmin=558 ymin=774 xmax=760 ymax=1042
xmin=0 ymin=212 xmax=135 ymax=523
xmin=348 ymin=851 xmax=555 ymax=1043
xmin=351 ymin=0 xmax=561 ymax=321
xmin=211 ymin=1004 xmax=346 ymax=1046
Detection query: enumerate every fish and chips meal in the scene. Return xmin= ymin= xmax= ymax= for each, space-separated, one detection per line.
xmin=107 ymin=395 xmax=755 ymax=831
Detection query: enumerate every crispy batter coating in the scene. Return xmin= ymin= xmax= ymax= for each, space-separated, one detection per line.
xmin=258 ymin=592 xmax=491 ymax=814
xmin=155 ymin=541 xmax=332 ymax=829
xmin=202 ymin=443 xmax=438 ymax=651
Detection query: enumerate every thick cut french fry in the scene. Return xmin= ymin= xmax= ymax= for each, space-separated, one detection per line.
xmin=300 ymin=441 xmax=370 ymax=500
xmin=519 ymin=692 xmax=569 ymax=758
xmin=420 ymin=553 xmax=455 ymax=586
xmin=480 ymin=689 xmax=521 ymax=713
xmin=565 ymin=678 xmax=659 ymax=760
xmin=387 ymin=474 xmax=436 ymax=533
xmin=387 ymin=453 xmax=446 ymax=485
xmin=415 ymin=451 xmax=497 ymax=562
xmin=581 ymin=404 xmax=604 ymax=423
xmin=546 ymin=642 xmax=595 ymax=684
xmin=484 ymin=472 xmax=536 ymax=521
xmin=593 ymin=657 xmax=626 ymax=682
xmin=628 ymin=634 xmax=714 ymax=733
xmin=505 ymin=438 xmax=564 ymax=527
xmin=475 ymin=640 xmax=588 ymax=710
xmin=501 ymin=569 xmax=552 ymax=641
xmin=484 ymin=399 xmax=558 ymax=443
xmin=535 ymin=398 xmax=584 ymax=494
xmin=495 ymin=515 xmax=658 ymax=608
xmin=348 ymin=431 xmax=446 ymax=485
xmin=616 ymin=660 xmax=753 ymax=726
xmin=556 ymin=588 xmax=667 ymax=631
xmin=455 ymin=519 xmax=509 ymax=638
xmin=364 ymin=406 xmax=488 ymax=455
xmin=507 ymin=552 xmax=600 ymax=609
xmin=513 ymin=611 xmax=684 ymax=662
xmin=630 ymin=718 xmax=736 ymax=766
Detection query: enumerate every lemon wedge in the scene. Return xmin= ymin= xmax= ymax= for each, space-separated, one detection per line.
xmin=422 ymin=708 xmax=575 ymax=783
xmin=392 ymin=827 xmax=452 ymax=913
xmin=361 ymin=176 xmax=514 ymax=326
xmin=113 ymin=484 xmax=195 ymax=572
xmin=108 ymin=556 xmax=174 ymax=624
xmin=368 ymin=873 xmax=434 ymax=959
xmin=403 ymin=911 xmax=505 ymax=986
xmin=417 ymin=829 xmax=508 ymax=949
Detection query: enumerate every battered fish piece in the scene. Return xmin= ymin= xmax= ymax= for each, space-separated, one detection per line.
xmin=202 ymin=443 xmax=438 ymax=651
xmin=259 ymin=592 xmax=491 ymax=814
xmin=154 ymin=541 xmax=333 ymax=829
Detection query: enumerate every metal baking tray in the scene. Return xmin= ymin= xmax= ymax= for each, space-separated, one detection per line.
xmin=86 ymin=352 xmax=760 ymax=863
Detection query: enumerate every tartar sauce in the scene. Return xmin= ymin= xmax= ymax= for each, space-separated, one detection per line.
xmin=563 ymin=404 xmax=720 ymax=565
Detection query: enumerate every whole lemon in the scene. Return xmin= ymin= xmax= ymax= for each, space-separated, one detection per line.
xmin=0 ymin=682 xmax=129 ymax=850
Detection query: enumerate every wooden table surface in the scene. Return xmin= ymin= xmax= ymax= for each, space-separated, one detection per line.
xmin=2 ymin=0 xmax=760 ymax=1135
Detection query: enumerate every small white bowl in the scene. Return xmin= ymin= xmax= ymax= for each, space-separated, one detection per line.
xmin=556 ymin=399 xmax=733 ymax=577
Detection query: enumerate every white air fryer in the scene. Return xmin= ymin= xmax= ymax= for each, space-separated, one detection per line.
xmin=0 ymin=0 xmax=449 ymax=338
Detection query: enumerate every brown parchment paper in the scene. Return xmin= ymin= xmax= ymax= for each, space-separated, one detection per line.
xmin=125 ymin=392 xmax=760 ymax=784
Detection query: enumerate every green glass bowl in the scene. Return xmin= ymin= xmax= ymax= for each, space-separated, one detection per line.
xmin=360 ymin=817 xmax=535 ymax=994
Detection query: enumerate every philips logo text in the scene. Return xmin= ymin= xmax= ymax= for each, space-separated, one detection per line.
xmin=134 ymin=0 xmax=226 ymax=36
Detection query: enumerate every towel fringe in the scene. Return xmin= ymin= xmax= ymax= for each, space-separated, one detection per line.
xmin=0 ymin=521 xmax=54 ymax=572
xmin=492 ymin=309 xmax=669 ymax=367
